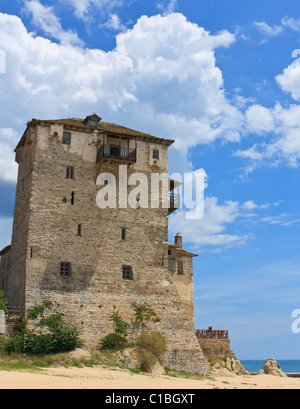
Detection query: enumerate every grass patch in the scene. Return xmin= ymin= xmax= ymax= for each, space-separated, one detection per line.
xmin=0 ymin=360 xmax=49 ymax=373
xmin=164 ymin=368 xmax=208 ymax=381
xmin=0 ymin=350 xmax=122 ymax=373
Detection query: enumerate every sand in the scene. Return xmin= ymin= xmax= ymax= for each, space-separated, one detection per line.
xmin=0 ymin=366 xmax=300 ymax=389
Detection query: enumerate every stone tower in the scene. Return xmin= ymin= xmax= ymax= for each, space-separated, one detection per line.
xmin=0 ymin=114 xmax=211 ymax=375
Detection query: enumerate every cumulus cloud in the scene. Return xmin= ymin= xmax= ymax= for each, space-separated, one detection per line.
xmin=235 ymin=101 xmax=300 ymax=170
xmin=276 ymin=58 xmax=300 ymax=101
xmin=245 ymin=104 xmax=274 ymax=134
xmin=0 ymin=128 xmax=19 ymax=183
xmin=0 ymin=11 xmax=243 ymax=183
xmin=169 ymin=196 xmax=246 ymax=248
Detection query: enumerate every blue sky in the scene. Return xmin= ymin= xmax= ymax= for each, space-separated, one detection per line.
xmin=1 ymin=0 xmax=300 ymax=360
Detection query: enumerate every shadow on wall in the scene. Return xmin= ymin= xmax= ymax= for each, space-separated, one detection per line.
xmin=41 ymin=261 xmax=97 ymax=292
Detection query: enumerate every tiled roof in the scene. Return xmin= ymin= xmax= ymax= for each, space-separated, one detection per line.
xmin=16 ymin=116 xmax=175 ymax=149
xmin=0 ymin=245 xmax=11 ymax=256
xmin=167 ymin=243 xmax=198 ymax=257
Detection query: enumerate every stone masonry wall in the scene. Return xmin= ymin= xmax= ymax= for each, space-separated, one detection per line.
xmin=197 ymin=339 xmax=235 ymax=361
xmin=9 ymin=121 xmax=212 ymax=376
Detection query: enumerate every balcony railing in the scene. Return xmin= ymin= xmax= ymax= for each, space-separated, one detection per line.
xmin=97 ymin=144 xmax=137 ymax=163
xmin=195 ymin=328 xmax=229 ymax=340
xmin=168 ymin=193 xmax=180 ymax=214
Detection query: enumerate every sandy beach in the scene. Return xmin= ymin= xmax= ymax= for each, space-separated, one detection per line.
xmin=0 ymin=366 xmax=299 ymax=389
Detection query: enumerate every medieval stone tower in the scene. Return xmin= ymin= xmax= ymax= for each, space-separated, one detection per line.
xmin=0 ymin=114 xmax=211 ymax=375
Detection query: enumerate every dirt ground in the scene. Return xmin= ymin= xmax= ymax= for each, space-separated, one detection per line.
xmin=0 ymin=365 xmax=300 ymax=389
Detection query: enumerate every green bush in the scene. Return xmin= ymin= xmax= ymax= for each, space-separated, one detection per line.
xmin=137 ymin=349 xmax=158 ymax=372
xmin=0 ymin=290 xmax=9 ymax=315
xmin=100 ymin=311 xmax=130 ymax=351
xmin=100 ymin=333 xmax=128 ymax=350
xmin=136 ymin=331 xmax=167 ymax=357
xmin=4 ymin=300 xmax=82 ymax=355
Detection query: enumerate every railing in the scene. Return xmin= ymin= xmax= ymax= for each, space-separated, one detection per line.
xmin=168 ymin=193 xmax=180 ymax=214
xmin=195 ymin=328 xmax=229 ymax=340
xmin=97 ymin=144 xmax=137 ymax=163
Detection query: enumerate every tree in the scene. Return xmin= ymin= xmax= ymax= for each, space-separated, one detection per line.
xmin=0 ymin=291 xmax=9 ymax=315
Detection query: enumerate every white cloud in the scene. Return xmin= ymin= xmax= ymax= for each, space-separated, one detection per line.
xmin=0 ymin=128 xmax=19 ymax=183
xmin=23 ymin=0 xmax=84 ymax=46
xmin=281 ymin=16 xmax=300 ymax=32
xmin=236 ymin=102 xmax=300 ymax=170
xmin=259 ymin=213 xmax=300 ymax=227
xmin=242 ymin=200 xmax=258 ymax=211
xmin=157 ymin=0 xmax=178 ymax=15
xmin=65 ymin=0 xmax=125 ymax=22
xmin=169 ymin=196 xmax=246 ymax=248
xmin=169 ymin=194 xmax=297 ymax=250
xmin=0 ymin=217 xmax=13 ymax=250
xmin=100 ymin=13 xmax=126 ymax=31
xmin=245 ymin=104 xmax=274 ymax=134
xmin=254 ymin=21 xmax=283 ymax=37
xmin=276 ymin=59 xmax=300 ymax=101
xmin=0 ymin=11 xmax=242 ymax=180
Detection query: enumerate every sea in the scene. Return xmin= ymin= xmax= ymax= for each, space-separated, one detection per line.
xmin=241 ymin=360 xmax=300 ymax=374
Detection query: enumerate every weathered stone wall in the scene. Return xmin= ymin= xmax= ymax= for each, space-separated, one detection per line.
xmin=197 ymin=339 xmax=235 ymax=361
xmin=4 ymin=316 xmax=21 ymax=338
xmin=8 ymin=127 xmax=36 ymax=316
xmin=171 ymin=253 xmax=195 ymax=327
xmin=8 ymin=120 xmax=212 ymax=376
xmin=0 ymin=248 xmax=11 ymax=295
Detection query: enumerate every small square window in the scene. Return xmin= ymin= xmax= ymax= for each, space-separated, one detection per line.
xmin=168 ymin=250 xmax=172 ymax=256
xmin=66 ymin=166 xmax=75 ymax=179
xmin=153 ymin=149 xmax=159 ymax=159
xmin=60 ymin=262 xmax=71 ymax=277
xmin=122 ymin=265 xmax=133 ymax=280
xmin=63 ymin=132 xmax=71 ymax=145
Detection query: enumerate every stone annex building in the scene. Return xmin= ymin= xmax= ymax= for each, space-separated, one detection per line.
xmin=0 ymin=113 xmax=212 ymax=375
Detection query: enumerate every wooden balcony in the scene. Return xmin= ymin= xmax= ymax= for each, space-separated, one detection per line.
xmin=97 ymin=144 xmax=137 ymax=163
xmin=195 ymin=328 xmax=229 ymax=340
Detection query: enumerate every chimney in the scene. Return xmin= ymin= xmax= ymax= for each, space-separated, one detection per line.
xmin=175 ymin=233 xmax=182 ymax=248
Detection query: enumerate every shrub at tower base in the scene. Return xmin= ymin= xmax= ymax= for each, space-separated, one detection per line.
xmin=3 ymin=300 xmax=83 ymax=355
xmin=100 ymin=306 xmax=167 ymax=373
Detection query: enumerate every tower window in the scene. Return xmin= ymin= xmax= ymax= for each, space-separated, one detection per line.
xmin=62 ymin=132 xmax=71 ymax=145
xmin=60 ymin=262 xmax=71 ymax=277
xmin=153 ymin=149 xmax=159 ymax=159
xmin=121 ymin=228 xmax=126 ymax=241
xmin=71 ymin=192 xmax=75 ymax=205
xmin=66 ymin=166 xmax=75 ymax=179
xmin=77 ymin=224 xmax=82 ymax=236
xmin=122 ymin=265 xmax=133 ymax=280
xmin=178 ymin=261 xmax=184 ymax=275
